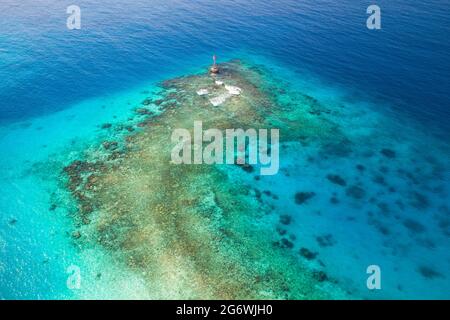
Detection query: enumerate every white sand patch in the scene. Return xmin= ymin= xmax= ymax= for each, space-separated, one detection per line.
xmin=208 ymin=85 xmax=242 ymax=106
xmin=209 ymin=93 xmax=231 ymax=106
xmin=225 ymin=85 xmax=242 ymax=95
xmin=196 ymin=89 xmax=209 ymax=96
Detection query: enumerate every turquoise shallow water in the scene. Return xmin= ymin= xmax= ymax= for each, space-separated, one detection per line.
xmin=0 ymin=0 xmax=449 ymax=299
xmin=0 ymin=79 xmax=165 ymax=299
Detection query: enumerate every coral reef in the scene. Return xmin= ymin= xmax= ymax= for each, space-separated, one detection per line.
xmin=62 ymin=61 xmax=348 ymax=299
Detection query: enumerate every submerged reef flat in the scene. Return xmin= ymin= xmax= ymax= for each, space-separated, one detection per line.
xmin=59 ymin=59 xmax=450 ymax=299
xmin=61 ymin=60 xmax=348 ymax=299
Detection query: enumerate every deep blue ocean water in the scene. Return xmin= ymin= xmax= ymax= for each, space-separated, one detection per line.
xmin=1 ymin=0 xmax=449 ymax=130
xmin=0 ymin=0 xmax=449 ymax=299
